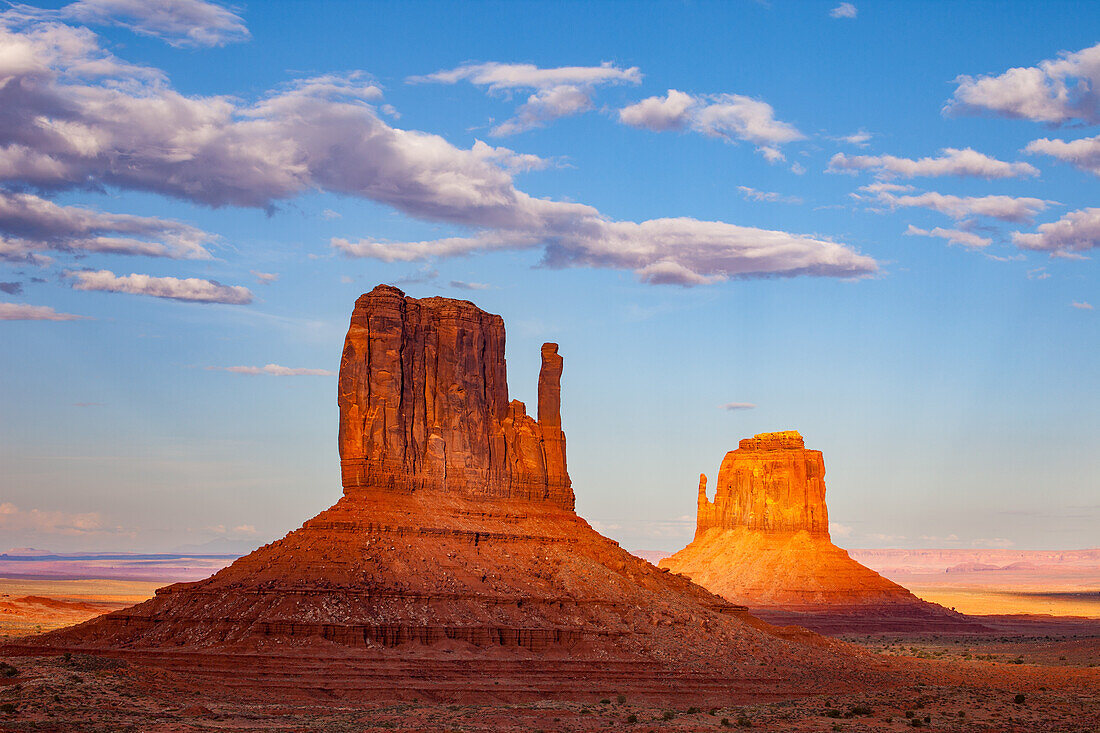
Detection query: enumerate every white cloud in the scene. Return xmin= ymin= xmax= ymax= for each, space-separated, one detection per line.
xmin=836 ymin=129 xmax=872 ymax=146
xmin=828 ymin=148 xmax=1039 ymax=179
xmin=720 ymin=402 xmax=756 ymax=410
xmin=0 ymin=502 xmax=107 ymax=533
xmin=829 ymin=522 xmax=853 ymax=537
xmin=1027 ymin=267 xmax=1050 ymax=280
xmin=69 ymin=269 xmax=252 ymax=303
xmin=209 ymin=364 xmax=335 ymax=376
xmin=0 ymin=191 xmax=214 ymax=259
xmin=334 ymin=215 xmax=878 ymax=287
xmin=620 ymin=89 xmax=804 ymax=157
xmin=1025 ymin=134 xmax=1100 ymax=177
xmin=0 ymin=14 xmax=875 ymax=287
xmin=737 ymin=186 xmax=803 ymax=204
xmin=905 ymin=224 xmax=991 ymax=249
xmin=1012 ymin=208 xmax=1100 ymax=256
xmin=859 ymin=186 xmax=1053 ymax=223
xmin=617 ymin=88 xmax=694 ymax=131
xmin=251 ymin=270 xmax=278 ymax=284
xmin=1071 ymin=301 xmax=1093 ymax=310
xmin=449 ymin=280 xmax=491 ymax=290
xmin=414 ymin=61 xmax=641 ymax=136
xmin=947 ymin=43 xmax=1100 ymax=124
xmin=830 ymin=3 xmax=857 ymax=19
xmin=0 ymin=302 xmax=86 ymax=320
xmin=35 ymin=0 xmax=250 ymax=47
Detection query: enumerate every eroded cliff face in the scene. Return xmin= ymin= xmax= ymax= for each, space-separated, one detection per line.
xmin=696 ymin=431 xmax=829 ymax=538
xmin=664 ymin=431 xmax=973 ymax=629
xmin=338 ymin=284 xmax=572 ymax=510
xmin=12 ymin=288 xmax=884 ymax=702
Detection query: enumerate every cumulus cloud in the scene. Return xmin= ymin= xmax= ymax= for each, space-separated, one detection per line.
xmin=830 ymin=3 xmax=857 ymax=19
xmin=16 ymin=0 xmax=250 ymax=47
xmin=208 ymin=364 xmax=335 ymax=376
xmin=0 ymin=191 xmax=215 ymax=260
xmin=414 ymin=61 xmax=641 ymax=135
xmin=0 ymin=302 xmax=87 ymax=320
xmin=1011 ymin=207 xmax=1100 ymax=256
xmin=828 ymin=148 xmax=1039 ymax=179
xmin=0 ymin=502 xmax=106 ymax=533
xmin=619 ymin=89 xmax=804 ymax=159
xmin=857 ymin=185 xmax=1053 ymax=223
xmin=1025 ymin=134 xmax=1100 ymax=177
xmin=0 ymin=13 xmax=875 ymax=287
xmin=68 ymin=269 xmax=252 ymax=303
xmin=947 ymin=43 xmax=1100 ymax=124
xmin=738 ymin=186 xmax=803 ymax=204
xmin=905 ymin=224 xmax=991 ymax=249
xmin=836 ymin=129 xmax=872 ymax=147
xmin=1072 ymin=300 xmax=1094 ymax=310
xmin=720 ymin=402 xmax=756 ymax=410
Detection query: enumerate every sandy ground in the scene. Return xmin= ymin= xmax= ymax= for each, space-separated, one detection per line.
xmin=0 ymin=579 xmax=160 ymax=638
xmin=0 ymin=646 xmax=1096 ymax=732
xmin=0 ymin=578 xmax=1096 ymax=731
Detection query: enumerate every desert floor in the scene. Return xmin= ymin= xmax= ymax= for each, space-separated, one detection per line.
xmin=1 ymin=575 xmax=1097 ymax=731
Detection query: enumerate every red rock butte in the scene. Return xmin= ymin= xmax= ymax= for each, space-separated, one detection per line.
xmin=5 ymin=286 xmax=886 ymax=703
xmin=660 ymin=431 xmax=981 ymax=633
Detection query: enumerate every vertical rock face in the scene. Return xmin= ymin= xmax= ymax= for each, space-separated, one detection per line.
xmin=14 ymin=287 xmax=886 ymax=701
xmin=662 ymin=430 xmax=975 ymax=630
xmin=696 ymin=431 xmax=829 ymax=538
xmin=338 ymin=284 xmax=573 ymax=510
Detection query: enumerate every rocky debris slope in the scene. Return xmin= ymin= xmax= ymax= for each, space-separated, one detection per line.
xmin=5 ymin=289 xmax=887 ymax=702
xmin=661 ymin=432 xmax=981 ymax=632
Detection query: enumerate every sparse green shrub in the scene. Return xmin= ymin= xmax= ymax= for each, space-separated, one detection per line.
xmin=709 ymin=707 xmax=719 ymax=716
xmin=0 ymin=703 xmax=15 ymax=714
xmin=599 ymin=698 xmax=610 ymax=705
xmin=910 ymin=720 xmax=923 ymax=728
xmin=736 ymin=714 xmax=752 ymax=727
xmin=720 ymin=718 xmax=733 ymax=728
xmin=825 ymin=708 xmax=842 ymax=718
xmin=625 ymin=713 xmax=637 ymax=724
xmin=904 ymin=710 xmax=915 ymax=718
xmin=687 ymin=706 xmax=700 ymax=714
xmin=1014 ymin=694 xmax=1026 ymax=704
xmin=848 ymin=704 xmax=872 ymax=716
xmin=616 ymin=694 xmax=627 ymax=704
xmin=662 ymin=711 xmax=675 ymax=720
xmin=0 ymin=663 xmax=17 ymax=678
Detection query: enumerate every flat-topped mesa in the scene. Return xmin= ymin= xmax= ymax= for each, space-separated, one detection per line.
xmin=696 ymin=430 xmax=828 ymax=538
xmin=338 ymin=284 xmax=573 ymax=510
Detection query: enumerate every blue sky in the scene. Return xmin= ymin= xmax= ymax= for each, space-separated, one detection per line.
xmin=0 ymin=0 xmax=1097 ymax=554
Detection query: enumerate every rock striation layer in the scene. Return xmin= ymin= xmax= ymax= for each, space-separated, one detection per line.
xmin=6 ymin=290 xmax=883 ymax=703
xmin=662 ymin=431 xmax=981 ymax=633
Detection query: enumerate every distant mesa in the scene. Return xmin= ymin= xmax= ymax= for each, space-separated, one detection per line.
xmin=4 ymin=286 xmax=881 ymax=703
xmin=660 ymin=431 xmax=984 ymax=633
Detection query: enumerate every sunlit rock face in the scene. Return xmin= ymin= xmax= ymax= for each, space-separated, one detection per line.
xmin=696 ymin=431 xmax=828 ymax=538
xmin=12 ymin=289 xmax=881 ymax=702
xmin=663 ymin=432 xmax=972 ymax=630
xmin=338 ymin=284 xmax=573 ymax=509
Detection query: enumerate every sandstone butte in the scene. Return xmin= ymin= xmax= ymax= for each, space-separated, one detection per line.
xmin=4 ymin=285 xmax=893 ymax=703
xmin=659 ymin=431 xmax=980 ymax=633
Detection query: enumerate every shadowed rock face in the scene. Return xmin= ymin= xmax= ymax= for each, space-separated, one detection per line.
xmin=339 ymin=284 xmax=572 ymax=509
xmin=697 ymin=431 xmax=828 ymax=538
